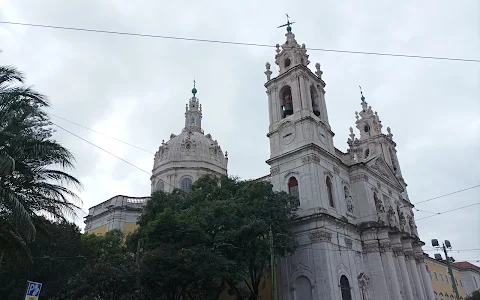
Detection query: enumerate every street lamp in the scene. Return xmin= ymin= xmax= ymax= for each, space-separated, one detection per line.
xmin=431 ymin=239 xmax=461 ymax=300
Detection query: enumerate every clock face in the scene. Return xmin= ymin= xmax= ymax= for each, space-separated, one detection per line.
xmin=318 ymin=127 xmax=327 ymax=144
xmin=279 ymin=122 xmax=295 ymax=145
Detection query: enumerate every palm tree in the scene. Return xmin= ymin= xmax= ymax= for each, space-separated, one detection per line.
xmin=0 ymin=65 xmax=82 ymax=262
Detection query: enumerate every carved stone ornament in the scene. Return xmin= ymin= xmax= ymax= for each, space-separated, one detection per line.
xmin=387 ymin=206 xmax=396 ymax=227
xmin=404 ymin=250 xmax=415 ymax=260
xmin=392 ymin=246 xmax=404 ymax=257
xmin=347 ymin=197 xmax=355 ymax=214
xmin=363 ymin=242 xmax=380 ymax=253
xmin=270 ymin=166 xmax=280 ymax=176
xmin=345 ymin=238 xmax=353 ymax=249
xmin=379 ymin=241 xmax=392 ymax=252
xmin=333 ymin=166 xmax=340 ymax=175
xmin=302 ymin=154 xmax=320 ymax=164
xmin=415 ymin=254 xmax=425 ymax=264
xmin=350 ymin=174 xmax=368 ymax=183
xmin=309 ymin=230 xmax=332 ymax=243
xmin=371 ymin=159 xmax=391 ymax=180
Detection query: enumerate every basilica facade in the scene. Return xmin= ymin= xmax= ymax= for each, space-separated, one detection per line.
xmin=85 ymin=26 xmax=437 ymax=300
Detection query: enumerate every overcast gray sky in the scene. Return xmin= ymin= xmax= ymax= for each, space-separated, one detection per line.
xmin=1 ymin=0 xmax=479 ymax=264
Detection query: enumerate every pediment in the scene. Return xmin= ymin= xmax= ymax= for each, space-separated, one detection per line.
xmin=365 ymin=157 xmax=403 ymax=189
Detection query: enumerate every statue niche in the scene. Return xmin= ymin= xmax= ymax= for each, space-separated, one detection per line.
xmin=280 ymin=85 xmax=293 ymax=118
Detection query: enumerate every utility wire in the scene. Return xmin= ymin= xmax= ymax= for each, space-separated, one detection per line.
xmin=414 ymin=184 xmax=480 ymax=205
xmin=354 ymin=184 xmax=480 ymax=221
xmin=52 ymin=118 xmax=480 ymax=222
xmin=49 ymin=112 xmax=155 ymax=154
xmin=52 ymin=122 xmax=183 ymax=190
xmin=416 ymin=203 xmax=480 ymax=221
xmin=1 ymin=21 xmax=479 ymax=63
xmin=52 ymin=122 xmax=151 ymax=176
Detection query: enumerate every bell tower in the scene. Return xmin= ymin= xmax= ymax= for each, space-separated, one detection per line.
xmin=264 ymin=20 xmax=333 ymax=159
xmin=347 ymin=89 xmax=409 ymax=200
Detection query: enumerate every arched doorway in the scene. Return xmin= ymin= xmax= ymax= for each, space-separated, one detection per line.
xmin=340 ymin=275 xmax=352 ymax=300
xmin=294 ymin=276 xmax=313 ymax=300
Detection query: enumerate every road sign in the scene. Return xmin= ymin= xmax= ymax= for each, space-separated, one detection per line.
xmin=24 ymin=281 xmax=42 ymax=300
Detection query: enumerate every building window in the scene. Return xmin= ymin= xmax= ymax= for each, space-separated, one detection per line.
xmin=155 ymin=180 xmax=164 ymax=192
xmin=364 ymin=148 xmax=370 ymax=158
xmin=326 ymin=176 xmax=335 ymax=207
xmin=429 ymin=272 xmax=432 ymax=280
xmin=288 ymin=177 xmax=299 ymax=205
xmin=446 ymin=276 xmax=449 ymax=284
xmin=440 ymin=274 xmax=444 ymax=283
xmin=340 ymin=275 xmax=352 ymax=300
xmin=460 ymin=280 xmax=463 ymax=287
xmin=280 ymin=85 xmax=293 ymax=118
xmin=434 ymin=272 xmax=438 ymax=281
xmin=181 ymin=177 xmax=192 ymax=192
xmin=474 ymin=276 xmax=478 ymax=288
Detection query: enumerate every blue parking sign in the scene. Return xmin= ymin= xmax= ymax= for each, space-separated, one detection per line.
xmin=25 ymin=281 xmax=42 ymax=300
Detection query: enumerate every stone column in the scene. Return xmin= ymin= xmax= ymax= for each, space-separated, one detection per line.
xmin=414 ymin=244 xmax=436 ymax=300
xmin=362 ymin=230 xmax=389 ymax=300
xmin=403 ymin=239 xmax=425 ymax=300
xmin=290 ymin=74 xmax=302 ymax=113
xmin=378 ymin=230 xmax=402 ymax=300
xmin=271 ymin=85 xmax=280 ymax=123
xmin=267 ymin=89 xmax=273 ymax=125
xmin=391 ymin=234 xmax=415 ymax=300
xmin=299 ymin=74 xmax=309 ymax=111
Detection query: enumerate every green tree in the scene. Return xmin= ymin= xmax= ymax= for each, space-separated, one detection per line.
xmin=0 ymin=65 xmax=82 ymax=262
xmin=130 ymin=175 xmax=297 ymax=300
xmin=466 ymin=290 xmax=480 ymax=300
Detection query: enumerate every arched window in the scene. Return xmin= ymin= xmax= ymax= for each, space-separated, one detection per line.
xmin=340 ymin=275 xmax=352 ymax=300
xmin=181 ymin=177 xmax=192 ymax=192
xmin=288 ymin=177 xmax=299 ymax=200
xmin=310 ymin=85 xmax=320 ymax=117
xmin=280 ymin=86 xmax=293 ymax=118
xmin=364 ymin=149 xmax=370 ymax=158
xmin=155 ymin=180 xmax=164 ymax=192
xmin=326 ymin=176 xmax=334 ymax=207
xmin=294 ymin=276 xmax=313 ymax=300
xmin=191 ymin=117 xmax=195 ymax=125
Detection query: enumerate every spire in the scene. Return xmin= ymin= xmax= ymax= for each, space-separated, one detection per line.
xmin=352 ymin=86 xmax=383 ymax=140
xmin=192 ymin=78 xmax=197 ymax=96
xmin=273 ymin=14 xmax=310 ymax=75
xmin=184 ymin=81 xmax=203 ymax=133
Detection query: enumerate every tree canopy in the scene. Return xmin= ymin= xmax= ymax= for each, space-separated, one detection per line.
xmin=0 ymin=65 xmax=82 ymax=263
xmin=128 ymin=175 xmax=298 ymax=299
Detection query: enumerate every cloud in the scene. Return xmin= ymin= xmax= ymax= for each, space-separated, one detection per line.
xmin=1 ymin=0 xmax=478 ymax=265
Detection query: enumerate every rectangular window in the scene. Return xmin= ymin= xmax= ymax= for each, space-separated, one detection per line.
xmin=440 ymin=274 xmax=444 ymax=282
xmin=474 ymin=276 xmax=478 ymax=288
xmin=446 ymin=276 xmax=449 ymax=284
xmin=460 ymin=280 xmax=463 ymax=287
xmin=434 ymin=272 xmax=438 ymax=281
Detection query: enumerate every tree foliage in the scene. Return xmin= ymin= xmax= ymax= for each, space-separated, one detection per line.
xmin=129 ymin=175 xmax=298 ymax=299
xmin=0 ymin=65 xmax=82 ymax=262
xmin=466 ymin=290 xmax=480 ymax=300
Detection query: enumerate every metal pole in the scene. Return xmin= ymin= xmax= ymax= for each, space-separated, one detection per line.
xmin=269 ymin=228 xmax=278 ymax=300
xmin=443 ymin=243 xmax=461 ymax=300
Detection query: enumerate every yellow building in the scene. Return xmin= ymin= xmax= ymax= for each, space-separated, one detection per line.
xmin=84 ymin=195 xmax=149 ymax=236
xmin=425 ymin=256 xmax=467 ymax=299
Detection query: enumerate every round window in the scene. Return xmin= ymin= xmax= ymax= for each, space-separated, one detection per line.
xmin=186 ymin=143 xmax=191 ymax=150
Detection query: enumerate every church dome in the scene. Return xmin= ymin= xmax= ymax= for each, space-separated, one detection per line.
xmin=151 ymin=89 xmax=228 ymax=193
xmin=153 ymin=130 xmax=228 ymax=172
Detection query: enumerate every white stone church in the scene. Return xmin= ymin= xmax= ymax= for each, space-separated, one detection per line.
xmin=85 ymin=26 xmax=437 ymax=300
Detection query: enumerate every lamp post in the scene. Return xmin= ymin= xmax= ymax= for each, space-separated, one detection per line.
xmin=432 ymin=239 xmax=461 ymax=300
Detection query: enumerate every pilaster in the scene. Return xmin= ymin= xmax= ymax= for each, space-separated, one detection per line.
xmin=377 ymin=229 xmax=402 ymax=300
xmin=414 ymin=243 xmax=436 ymax=300
xmin=362 ymin=230 xmax=389 ymax=300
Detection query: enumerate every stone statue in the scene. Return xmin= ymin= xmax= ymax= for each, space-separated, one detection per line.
xmin=387 ymin=206 xmax=396 ymax=227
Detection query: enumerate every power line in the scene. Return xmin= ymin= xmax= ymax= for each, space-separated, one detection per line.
xmin=52 ymin=122 xmax=182 ymax=191
xmin=1 ymin=21 xmax=479 ymax=63
xmin=49 ymin=112 xmax=155 ymax=154
xmin=414 ymin=184 xmax=480 ymax=205
xmin=52 ymin=122 xmax=151 ymax=176
xmin=416 ymin=203 xmax=480 ymax=221
xmin=354 ymin=184 xmax=480 ymax=221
